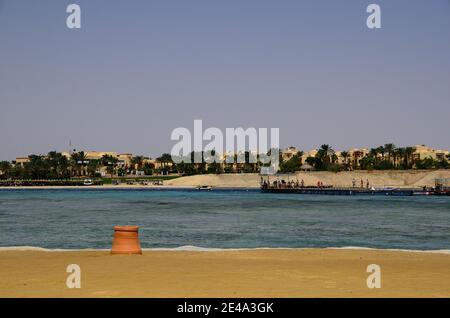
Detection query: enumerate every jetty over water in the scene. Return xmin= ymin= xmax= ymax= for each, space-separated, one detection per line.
xmin=261 ymin=186 xmax=415 ymax=196
xmin=260 ymin=176 xmax=450 ymax=196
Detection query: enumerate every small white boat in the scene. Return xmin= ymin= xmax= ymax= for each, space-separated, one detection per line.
xmin=83 ymin=179 xmax=94 ymax=186
xmin=196 ymin=185 xmax=212 ymax=191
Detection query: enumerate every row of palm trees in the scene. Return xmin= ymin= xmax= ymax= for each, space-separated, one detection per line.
xmin=309 ymin=144 xmax=449 ymax=171
xmin=0 ymin=151 xmax=154 ymax=180
xmin=1 ymin=145 xmax=449 ymax=179
xmin=162 ymin=151 xmax=261 ymax=175
xmin=365 ymin=144 xmax=417 ymax=168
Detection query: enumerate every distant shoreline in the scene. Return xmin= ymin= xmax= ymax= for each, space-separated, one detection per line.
xmin=1 ymin=169 xmax=450 ymax=189
xmin=0 ymin=184 xmax=256 ymax=190
xmin=1 ymin=245 xmax=449 ymax=255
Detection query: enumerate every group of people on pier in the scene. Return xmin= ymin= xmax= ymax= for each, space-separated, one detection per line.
xmin=352 ymin=178 xmax=371 ymax=189
xmin=261 ymin=178 xmax=333 ymax=189
xmin=261 ymin=176 xmax=372 ymax=190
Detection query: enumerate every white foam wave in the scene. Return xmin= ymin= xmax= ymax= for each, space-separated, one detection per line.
xmin=1 ymin=245 xmax=450 ymax=254
xmin=0 ymin=246 xmax=108 ymax=252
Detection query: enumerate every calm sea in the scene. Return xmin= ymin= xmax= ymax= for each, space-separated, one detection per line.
xmin=0 ymin=189 xmax=449 ymax=250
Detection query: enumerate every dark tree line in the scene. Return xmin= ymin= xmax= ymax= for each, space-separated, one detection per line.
xmin=1 ymin=145 xmax=449 ymax=180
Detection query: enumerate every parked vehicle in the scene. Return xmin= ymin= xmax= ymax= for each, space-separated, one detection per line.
xmin=83 ymin=179 xmax=94 ymax=186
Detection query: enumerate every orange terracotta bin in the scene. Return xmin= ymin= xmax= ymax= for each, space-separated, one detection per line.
xmin=111 ymin=225 xmax=142 ymax=254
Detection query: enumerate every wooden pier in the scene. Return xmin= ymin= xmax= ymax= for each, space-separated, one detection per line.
xmin=260 ymin=186 xmax=415 ymax=196
xmin=259 ymin=176 xmax=450 ymax=196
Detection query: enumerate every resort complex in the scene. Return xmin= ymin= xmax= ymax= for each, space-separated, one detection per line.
xmin=6 ymin=150 xmax=166 ymax=179
xmin=1 ymin=144 xmax=449 ymax=180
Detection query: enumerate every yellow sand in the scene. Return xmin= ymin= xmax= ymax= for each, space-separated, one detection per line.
xmin=1 ymin=249 xmax=449 ymax=298
xmin=2 ymin=170 xmax=449 ymax=190
xmin=167 ymin=170 xmax=450 ymax=188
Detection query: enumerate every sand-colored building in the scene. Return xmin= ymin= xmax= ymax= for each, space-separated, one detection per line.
xmin=347 ymin=148 xmax=369 ymax=168
xmin=117 ymin=153 xmax=133 ymax=167
xmin=283 ymin=147 xmax=370 ymax=169
xmin=11 ymin=145 xmax=449 ymax=175
xmin=61 ymin=151 xmax=132 ymax=165
xmin=13 ymin=151 xmax=149 ymax=176
xmin=14 ymin=157 xmax=30 ymax=167
xmin=151 ymin=158 xmax=173 ymax=170
xmin=84 ymin=151 xmax=117 ymax=161
xmin=412 ymin=145 xmax=449 ymax=161
xmin=300 ymin=149 xmax=318 ymax=164
xmin=282 ymin=147 xmax=300 ymax=161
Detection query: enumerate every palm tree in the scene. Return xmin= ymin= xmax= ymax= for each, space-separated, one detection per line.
xmin=70 ymin=151 xmax=88 ymax=177
xmin=395 ymin=147 xmax=416 ymax=169
xmin=101 ymin=155 xmax=118 ymax=177
xmin=26 ymin=155 xmax=50 ymax=180
xmin=131 ymin=156 xmax=144 ymax=171
xmin=70 ymin=153 xmax=79 ymax=176
xmin=0 ymin=161 xmax=12 ymax=178
xmin=369 ymin=148 xmax=378 ymax=157
xmin=340 ymin=151 xmax=349 ymax=170
xmin=296 ymin=151 xmax=304 ymax=165
xmin=392 ymin=148 xmax=402 ymax=167
xmin=395 ymin=147 xmax=406 ymax=169
xmin=378 ymin=145 xmax=386 ymax=160
xmin=47 ymin=151 xmax=69 ymax=178
xmin=156 ymin=153 xmax=173 ymax=169
xmin=331 ymin=153 xmax=338 ymax=164
xmin=352 ymin=150 xmax=364 ymax=169
xmin=316 ymin=144 xmax=335 ymax=168
xmin=87 ymin=159 xmax=101 ymax=177
xmin=384 ymin=143 xmax=396 ymax=162
xmin=404 ymin=147 xmax=416 ymax=169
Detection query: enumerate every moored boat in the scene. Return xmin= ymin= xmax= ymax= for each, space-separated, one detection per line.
xmin=196 ymin=185 xmax=213 ymax=191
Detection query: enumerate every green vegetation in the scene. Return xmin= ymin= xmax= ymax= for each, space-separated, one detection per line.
xmin=0 ymin=143 xmax=449 ymax=183
xmin=101 ymin=175 xmax=180 ymax=185
xmin=279 ymin=151 xmax=303 ymax=173
xmin=280 ymin=144 xmax=449 ymax=173
xmin=0 ymin=151 xmax=157 ymax=181
xmin=0 ymin=179 xmax=103 ymax=186
xmin=309 ymin=144 xmax=449 ymax=172
xmin=170 ymin=150 xmax=259 ymax=175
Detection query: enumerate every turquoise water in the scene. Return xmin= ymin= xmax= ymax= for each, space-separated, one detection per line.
xmin=0 ymin=189 xmax=449 ymax=250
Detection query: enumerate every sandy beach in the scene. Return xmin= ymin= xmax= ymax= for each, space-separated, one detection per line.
xmin=1 ymin=248 xmax=449 ymax=298
xmin=166 ymin=170 xmax=450 ymax=188
xmin=1 ymin=170 xmax=450 ymax=190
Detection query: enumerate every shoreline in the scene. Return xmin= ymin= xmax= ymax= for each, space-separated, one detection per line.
xmin=1 ymin=245 xmax=450 ymax=255
xmin=1 ymin=170 xmax=449 ymax=189
xmin=1 ymin=248 xmax=449 ymax=297
xmin=0 ymin=185 xmax=200 ymax=190
xmin=0 ymin=185 xmax=257 ymax=191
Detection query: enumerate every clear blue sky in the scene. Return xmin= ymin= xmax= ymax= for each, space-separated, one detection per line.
xmin=1 ymin=0 xmax=450 ymax=160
